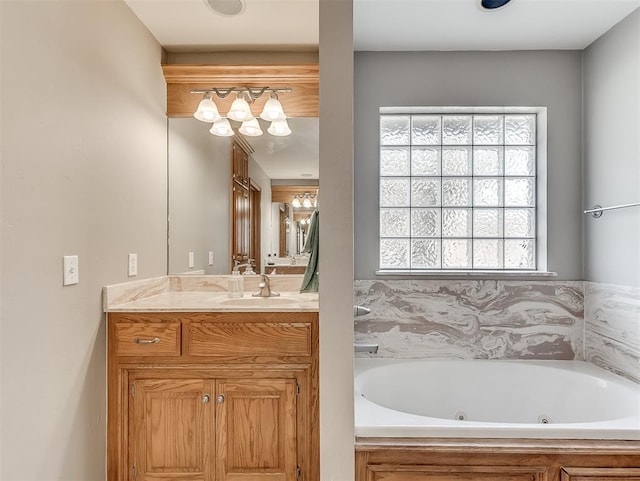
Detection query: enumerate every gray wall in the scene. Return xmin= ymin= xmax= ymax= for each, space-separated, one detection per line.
xmin=168 ymin=118 xmax=231 ymax=274
xmin=354 ymin=51 xmax=583 ymax=280
xmin=583 ymin=8 xmax=640 ymax=287
xmin=0 ymin=1 xmax=167 ymax=479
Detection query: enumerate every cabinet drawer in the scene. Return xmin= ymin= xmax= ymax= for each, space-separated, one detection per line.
xmin=114 ymin=322 xmax=181 ymax=356
xmin=185 ymin=322 xmax=311 ymax=357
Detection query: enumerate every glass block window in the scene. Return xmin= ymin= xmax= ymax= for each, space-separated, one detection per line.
xmin=379 ymin=112 xmax=538 ymax=270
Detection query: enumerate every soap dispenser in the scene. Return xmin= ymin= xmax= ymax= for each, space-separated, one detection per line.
xmin=227 ymin=269 xmax=244 ymax=298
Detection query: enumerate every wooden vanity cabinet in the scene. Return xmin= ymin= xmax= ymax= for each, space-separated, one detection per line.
xmin=356 ymin=442 xmax=640 ymax=481
xmin=108 ymin=311 xmax=318 ymax=481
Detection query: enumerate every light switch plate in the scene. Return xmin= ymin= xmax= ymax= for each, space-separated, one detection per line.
xmin=63 ymin=255 xmax=79 ymax=286
xmin=128 ymin=253 xmax=138 ymax=277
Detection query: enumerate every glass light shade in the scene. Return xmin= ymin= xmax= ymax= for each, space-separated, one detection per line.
xmin=260 ymin=97 xmax=286 ymax=121
xmin=267 ymin=119 xmax=292 ymax=137
xmin=209 ymin=118 xmax=234 ymax=137
xmin=302 ymin=195 xmax=313 ymax=208
xmin=291 ymin=196 xmax=301 ymax=208
xmin=227 ymin=95 xmax=253 ymax=122
xmin=238 ymin=118 xmax=263 ymax=137
xmin=194 ymin=97 xmax=221 ymax=122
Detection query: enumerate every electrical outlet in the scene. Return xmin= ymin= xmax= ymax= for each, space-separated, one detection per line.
xmin=63 ymin=255 xmax=79 ymax=286
xmin=128 ymin=253 xmax=138 ymax=277
xmin=188 ymin=251 xmax=195 ymax=268
xmin=208 ymin=251 xmax=214 ymax=266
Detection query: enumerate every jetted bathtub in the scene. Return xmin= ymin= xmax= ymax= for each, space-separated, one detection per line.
xmin=355 ymin=359 xmax=640 ymax=440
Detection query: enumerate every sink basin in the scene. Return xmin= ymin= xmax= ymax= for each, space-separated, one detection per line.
xmin=219 ymin=296 xmax=300 ymax=307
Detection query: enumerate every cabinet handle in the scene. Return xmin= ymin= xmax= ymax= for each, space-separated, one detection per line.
xmin=202 ymin=394 xmax=210 ymax=404
xmin=216 ymin=394 xmax=225 ymax=404
xmin=133 ymin=337 xmax=160 ymax=344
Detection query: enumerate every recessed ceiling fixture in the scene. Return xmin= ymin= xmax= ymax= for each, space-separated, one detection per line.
xmin=204 ymin=0 xmax=244 ymax=16
xmin=192 ymin=87 xmax=293 ymax=137
xmin=480 ymin=0 xmax=514 ymax=10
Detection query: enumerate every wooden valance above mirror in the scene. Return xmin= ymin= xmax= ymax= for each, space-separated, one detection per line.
xmin=162 ymin=64 xmax=319 ymax=118
xmin=271 ymin=185 xmax=319 ymax=205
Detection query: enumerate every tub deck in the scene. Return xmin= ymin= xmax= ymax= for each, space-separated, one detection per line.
xmin=355 ymin=359 xmax=640 ymax=440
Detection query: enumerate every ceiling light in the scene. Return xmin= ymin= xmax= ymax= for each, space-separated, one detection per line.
xmin=194 ymin=96 xmax=221 ymax=122
xmin=267 ymin=119 xmax=292 ymax=137
xmin=204 ymin=0 xmax=244 ymax=16
xmin=209 ymin=118 xmax=234 ymax=137
xmin=239 ymin=118 xmax=263 ymax=137
xmin=192 ymin=86 xmax=293 ymax=137
xmin=480 ymin=0 xmax=513 ymax=10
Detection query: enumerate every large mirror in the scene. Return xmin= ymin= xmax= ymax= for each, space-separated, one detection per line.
xmin=168 ymin=116 xmax=319 ymax=274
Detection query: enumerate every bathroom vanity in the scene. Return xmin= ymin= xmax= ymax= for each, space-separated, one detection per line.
xmin=104 ymin=275 xmax=319 ymax=481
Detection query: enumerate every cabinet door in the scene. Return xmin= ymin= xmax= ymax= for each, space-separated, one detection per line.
xmin=129 ymin=379 xmax=215 ymax=481
xmin=215 ymin=379 xmax=297 ymax=481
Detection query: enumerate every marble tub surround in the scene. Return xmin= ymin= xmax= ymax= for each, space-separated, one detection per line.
xmin=354 ymin=280 xmax=584 ymax=360
xmin=585 ymin=282 xmax=640 ymax=383
xmin=103 ymin=274 xmax=316 ymax=312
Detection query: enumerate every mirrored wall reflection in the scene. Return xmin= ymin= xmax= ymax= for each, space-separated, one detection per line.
xmin=266 ymin=183 xmax=318 ymax=275
xmin=271 ymin=203 xmax=317 ymax=257
xmin=167 ymin=117 xmax=319 ymax=275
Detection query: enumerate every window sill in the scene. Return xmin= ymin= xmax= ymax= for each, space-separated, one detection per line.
xmin=375 ymin=270 xmax=558 ymax=279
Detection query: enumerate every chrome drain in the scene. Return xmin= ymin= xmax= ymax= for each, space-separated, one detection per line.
xmin=454 ymin=411 xmax=467 ymax=421
xmin=538 ymin=415 xmax=552 ymax=424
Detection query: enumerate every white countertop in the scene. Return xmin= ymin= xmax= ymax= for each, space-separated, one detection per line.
xmin=103 ymin=275 xmax=319 ymax=313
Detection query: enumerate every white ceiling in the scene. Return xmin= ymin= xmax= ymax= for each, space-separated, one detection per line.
xmin=354 ymin=0 xmax=640 ymax=51
xmin=123 ymin=0 xmax=319 ymax=51
xmin=124 ymin=0 xmax=640 ymax=52
xmin=126 ymin=0 xmax=639 ymax=179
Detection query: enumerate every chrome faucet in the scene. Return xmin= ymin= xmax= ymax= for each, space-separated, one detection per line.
xmin=252 ymin=274 xmax=280 ymax=298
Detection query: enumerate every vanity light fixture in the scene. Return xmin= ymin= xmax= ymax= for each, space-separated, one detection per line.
xmin=194 ymin=94 xmax=221 ymax=122
xmin=227 ymin=92 xmax=253 ymax=122
xmin=209 ymin=117 xmax=234 ymax=137
xmin=192 ymin=86 xmax=292 ymax=137
xmin=260 ymin=93 xmax=286 ymax=121
xmin=238 ymin=118 xmax=263 ymax=137
xmin=267 ymin=119 xmax=292 ymax=137
xmin=291 ymin=192 xmax=317 ymax=209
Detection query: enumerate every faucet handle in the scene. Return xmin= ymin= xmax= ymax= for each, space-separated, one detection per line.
xmin=354 ymin=305 xmax=371 ymax=317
